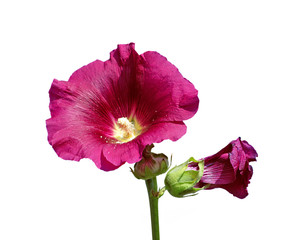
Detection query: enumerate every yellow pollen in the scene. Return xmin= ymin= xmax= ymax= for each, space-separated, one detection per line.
xmin=114 ymin=117 xmax=141 ymax=143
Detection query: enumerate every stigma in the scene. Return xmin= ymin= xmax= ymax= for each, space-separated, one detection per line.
xmin=114 ymin=117 xmax=141 ymax=143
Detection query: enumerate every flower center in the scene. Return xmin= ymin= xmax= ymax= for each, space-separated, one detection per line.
xmin=114 ymin=117 xmax=141 ymax=143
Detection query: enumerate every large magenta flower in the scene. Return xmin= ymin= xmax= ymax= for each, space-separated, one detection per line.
xmin=191 ymin=138 xmax=258 ymax=198
xmin=46 ymin=43 xmax=199 ymax=171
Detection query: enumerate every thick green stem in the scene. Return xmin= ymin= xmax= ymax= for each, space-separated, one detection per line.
xmin=145 ymin=177 xmax=160 ymax=240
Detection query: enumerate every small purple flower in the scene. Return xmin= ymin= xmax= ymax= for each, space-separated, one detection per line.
xmin=191 ymin=138 xmax=258 ymax=198
xmin=46 ymin=43 xmax=199 ymax=171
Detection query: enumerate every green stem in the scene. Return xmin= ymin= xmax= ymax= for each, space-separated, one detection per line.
xmin=145 ymin=177 xmax=160 ymax=240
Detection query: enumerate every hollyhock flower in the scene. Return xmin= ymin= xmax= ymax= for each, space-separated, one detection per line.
xmin=46 ymin=43 xmax=199 ymax=171
xmin=191 ymin=138 xmax=258 ymax=199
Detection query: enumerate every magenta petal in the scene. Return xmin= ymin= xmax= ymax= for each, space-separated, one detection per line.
xmin=141 ymin=51 xmax=199 ymax=123
xmin=241 ymin=139 xmax=258 ymax=160
xmin=49 ymin=79 xmax=70 ymax=102
xmin=138 ymin=121 xmax=187 ymax=145
xmin=46 ymin=125 xmax=86 ymax=161
xmin=222 ymin=165 xmax=253 ymax=199
xmin=46 ymin=43 xmax=199 ymax=171
xmin=99 ymin=151 xmax=125 ymax=171
xmin=230 ymin=138 xmax=257 ymax=172
xmin=102 ymin=141 xmax=143 ymax=165
xmin=201 ymin=154 xmax=236 ymax=184
xmin=68 ymin=59 xmax=105 ymax=89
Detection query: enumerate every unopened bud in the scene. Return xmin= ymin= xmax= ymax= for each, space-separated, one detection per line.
xmin=131 ymin=144 xmax=169 ymax=180
xmin=164 ymin=157 xmax=204 ymax=198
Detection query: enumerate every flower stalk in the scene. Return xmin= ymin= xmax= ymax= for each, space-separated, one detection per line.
xmin=145 ymin=177 xmax=160 ymax=240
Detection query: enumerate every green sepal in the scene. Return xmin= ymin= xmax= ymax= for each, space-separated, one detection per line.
xmin=165 ymin=160 xmax=189 ymax=185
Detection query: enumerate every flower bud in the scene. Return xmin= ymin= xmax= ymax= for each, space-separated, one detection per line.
xmin=132 ymin=144 xmax=169 ymax=180
xmin=194 ymin=137 xmax=258 ymax=199
xmin=164 ymin=158 xmax=205 ymax=198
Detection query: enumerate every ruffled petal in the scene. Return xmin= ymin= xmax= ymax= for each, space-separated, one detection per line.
xmin=231 ymin=138 xmax=257 ymax=172
xmin=221 ymin=165 xmax=253 ymax=199
xmin=138 ymin=121 xmax=187 ymax=145
xmin=102 ymin=141 xmax=144 ymax=165
xmin=241 ymin=139 xmax=258 ymax=161
xmin=138 ymin=51 xmax=199 ymax=124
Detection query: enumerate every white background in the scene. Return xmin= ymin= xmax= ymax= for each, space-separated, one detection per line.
xmin=1 ymin=1 xmax=296 ymax=239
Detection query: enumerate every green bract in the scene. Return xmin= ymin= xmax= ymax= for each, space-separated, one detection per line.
xmin=164 ymin=157 xmax=205 ymax=198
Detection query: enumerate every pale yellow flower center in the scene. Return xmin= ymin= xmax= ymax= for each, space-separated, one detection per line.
xmin=114 ymin=117 xmax=142 ymax=143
